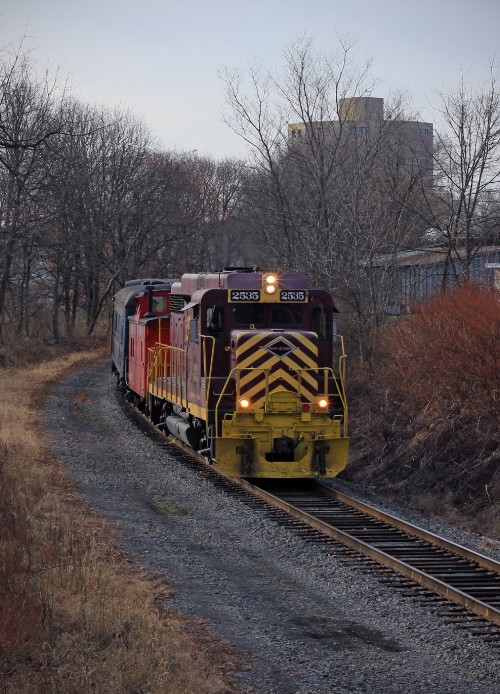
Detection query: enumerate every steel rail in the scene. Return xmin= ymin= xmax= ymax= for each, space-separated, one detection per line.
xmin=238 ymin=479 xmax=500 ymax=627
xmin=319 ymin=484 xmax=500 ymax=574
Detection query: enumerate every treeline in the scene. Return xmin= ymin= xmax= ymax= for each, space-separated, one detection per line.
xmin=222 ymin=37 xmax=500 ymax=362
xmin=2 ymin=36 xmax=500 ymax=362
xmin=0 ymin=44 xmax=256 ymax=342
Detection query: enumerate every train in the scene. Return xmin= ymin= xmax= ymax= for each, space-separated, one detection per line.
xmin=111 ymin=268 xmax=349 ymax=478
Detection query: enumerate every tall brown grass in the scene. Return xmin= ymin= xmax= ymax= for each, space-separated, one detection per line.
xmin=346 ymin=285 xmax=500 ymax=537
xmin=0 ymin=337 xmax=239 ymax=693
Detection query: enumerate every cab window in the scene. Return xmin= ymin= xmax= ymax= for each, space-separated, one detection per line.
xmin=312 ymin=305 xmax=329 ymax=340
xmin=152 ymin=295 xmax=167 ymax=313
xmin=206 ymin=306 xmax=225 ymax=338
xmin=271 ymin=305 xmax=303 ymax=325
xmin=233 ymin=304 xmax=265 ymax=325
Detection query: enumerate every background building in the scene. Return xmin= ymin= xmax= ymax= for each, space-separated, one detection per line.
xmin=372 ymin=246 xmax=500 ymax=314
xmin=288 ymin=96 xmax=434 ymax=184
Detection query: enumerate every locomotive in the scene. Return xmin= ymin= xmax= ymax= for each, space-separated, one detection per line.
xmin=112 ymin=268 xmax=349 ymax=479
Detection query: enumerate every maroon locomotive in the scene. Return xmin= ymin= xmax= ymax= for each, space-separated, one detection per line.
xmin=141 ymin=267 xmax=349 ymax=478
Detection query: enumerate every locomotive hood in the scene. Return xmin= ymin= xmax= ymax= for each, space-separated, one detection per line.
xmin=230 ymin=329 xmax=319 ymax=409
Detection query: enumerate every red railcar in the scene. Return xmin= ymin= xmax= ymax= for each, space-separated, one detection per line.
xmin=127 ymin=287 xmax=172 ymax=406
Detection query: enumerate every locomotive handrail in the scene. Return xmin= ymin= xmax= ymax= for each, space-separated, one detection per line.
xmin=148 ymin=337 xmax=215 ymax=415
xmin=147 ymin=346 xmax=162 ymax=414
xmin=147 ymin=344 xmax=166 ymax=400
xmin=336 ymin=334 xmax=347 ymax=403
xmin=148 ymin=342 xmax=189 ymax=409
xmin=214 ymin=368 xmax=234 ymax=438
xmin=292 ymin=366 xmax=348 ymax=436
xmin=146 ymin=348 xmax=158 ymax=387
xmin=199 ymin=334 xmax=215 ymax=403
xmin=214 ymin=365 xmax=348 ymax=439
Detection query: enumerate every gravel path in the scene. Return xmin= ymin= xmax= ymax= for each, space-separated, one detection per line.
xmin=44 ymin=360 xmax=500 ymax=694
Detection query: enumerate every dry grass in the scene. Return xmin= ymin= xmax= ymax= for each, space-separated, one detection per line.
xmin=0 ymin=338 xmax=241 ymax=693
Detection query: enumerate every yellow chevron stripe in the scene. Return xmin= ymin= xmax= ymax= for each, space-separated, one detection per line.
xmin=271 ymin=367 xmax=317 ymax=397
xmin=272 ymin=369 xmax=302 ymax=391
xmin=290 ymin=350 xmax=317 ymax=369
xmin=238 ymin=345 xmax=316 ymax=372
xmin=239 ymin=359 xmax=276 ymax=388
xmin=292 ymin=369 xmax=318 ymax=392
xmin=238 ymin=358 xmax=317 ymax=392
xmin=235 ymin=331 xmax=269 ymax=356
xmin=238 ymin=349 xmax=271 ymax=370
xmin=238 ymin=358 xmax=317 ymax=387
xmin=235 ymin=332 xmax=320 ymax=410
xmin=276 ymin=355 xmax=318 ymax=389
xmin=236 ymin=333 xmax=318 ymax=364
xmin=293 ymin=332 xmax=318 ymax=351
xmin=239 ymin=368 xmax=317 ymax=402
xmin=278 ymin=349 xmax=315 ymax=368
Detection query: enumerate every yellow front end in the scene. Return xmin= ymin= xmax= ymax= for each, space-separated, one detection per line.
xmin=211 ymin=329 xmax=348 ymax=478
xmin=214 ymin=390 xmax=349 ymax=479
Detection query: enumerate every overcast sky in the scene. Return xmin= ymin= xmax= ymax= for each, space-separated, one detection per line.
xmin=2 ymin=0 xmax=499 ymax=159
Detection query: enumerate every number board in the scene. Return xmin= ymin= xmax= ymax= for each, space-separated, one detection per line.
xmin=229 ymin=289 xmax=261 ymax=302
xmin=279 ymin=290 xmax=307 ymax=302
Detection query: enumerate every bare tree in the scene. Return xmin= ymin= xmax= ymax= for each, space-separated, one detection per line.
xmin=222 ymin=34 xmax=428 ymax=361
xmin=0 ymin=45 xmax=63 ymax=340
xmin=45 ymin=102 xmax=174 ymax=337
xmin=185 ymin=155 xmax=252 ymax=270
xmin=404 ymin=62 xmax=500 ymax=286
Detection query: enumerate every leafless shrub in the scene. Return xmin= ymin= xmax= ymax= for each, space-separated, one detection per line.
xmin=346 ymin=285 xmax=500 ymax=535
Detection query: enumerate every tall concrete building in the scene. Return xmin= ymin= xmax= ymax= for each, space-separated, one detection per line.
xmin=288 ymin=96 xmax=433 ymax=183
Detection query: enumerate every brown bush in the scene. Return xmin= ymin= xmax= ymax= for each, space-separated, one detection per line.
xmin=345 ymin=285 xmax=500 ymax=534
xmin=0 ymin=444 xmax=44 ymax=663
xmin=385 ymin=284 xmax=499 ymax=422
xmin=0 ymin=332 xmax=107 ymax=369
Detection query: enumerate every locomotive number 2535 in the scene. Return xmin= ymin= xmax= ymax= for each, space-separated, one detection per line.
xmin=229 ymin=290 xmax=261 ymax=302
xmin=280 ymin=290 xmax=307 ymax=302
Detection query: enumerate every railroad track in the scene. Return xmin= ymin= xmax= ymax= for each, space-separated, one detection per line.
xmin=120 ymin=394 xmax=500 ymax=642
xmin=238 ymin=479 xmax=500 ymax=640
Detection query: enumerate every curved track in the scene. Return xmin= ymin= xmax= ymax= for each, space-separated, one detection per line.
xmin=121 ymin=395 xmax=500 ymax=642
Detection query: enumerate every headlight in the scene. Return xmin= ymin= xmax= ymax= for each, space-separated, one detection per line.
xmin=263 ymin=273 xmax=278 ymax=294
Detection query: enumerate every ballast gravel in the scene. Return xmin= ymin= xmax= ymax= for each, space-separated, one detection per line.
xmin=44 ymin=360 xmax=500 ymax=694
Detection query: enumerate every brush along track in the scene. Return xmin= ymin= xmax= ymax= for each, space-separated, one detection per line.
xmin=119 ymin=395 xmax=500 ymax=643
